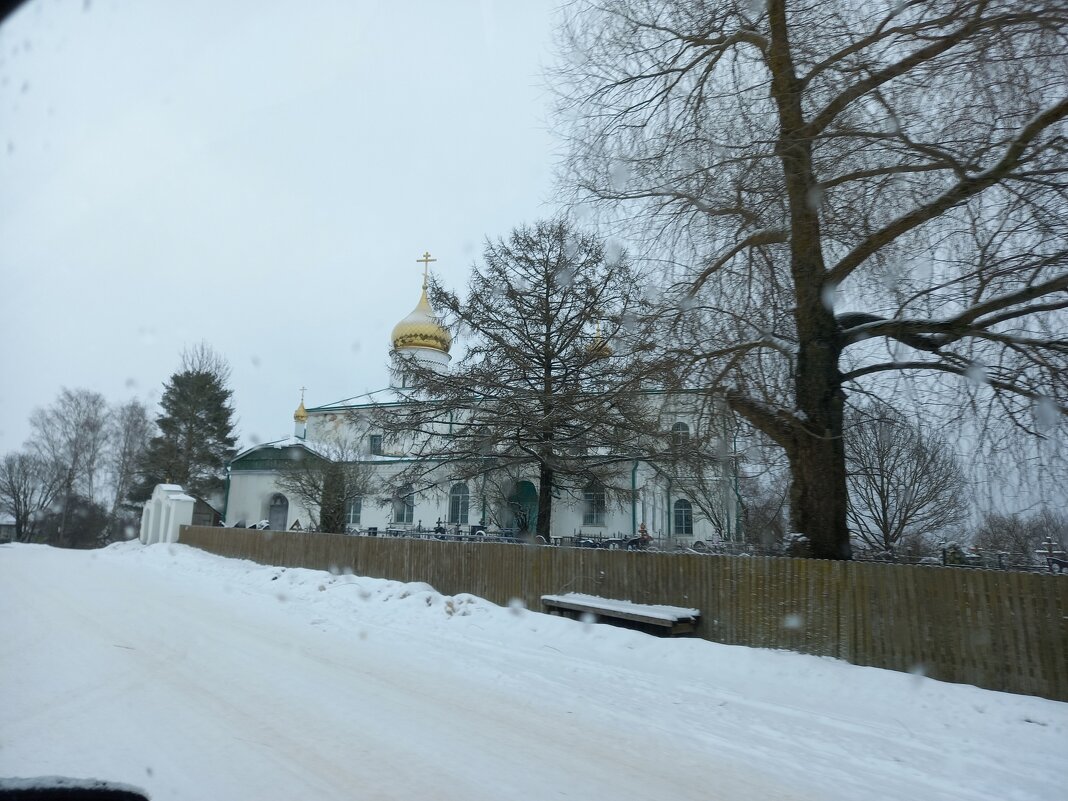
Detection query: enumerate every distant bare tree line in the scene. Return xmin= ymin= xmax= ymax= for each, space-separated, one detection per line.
xmin=0 ymin=388 xmax=152 ymax=547
xmin=1 ymin=343 xmax=236 ymax=547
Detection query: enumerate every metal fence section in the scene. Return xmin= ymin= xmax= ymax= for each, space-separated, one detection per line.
xmin=178 ymin=525 xmax=1068 ymax=701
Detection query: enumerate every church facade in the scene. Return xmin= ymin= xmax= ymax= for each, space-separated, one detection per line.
xmin=223 ymin=258 xmax=739 ymax=549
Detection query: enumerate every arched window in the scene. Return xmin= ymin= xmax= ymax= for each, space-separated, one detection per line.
xmin=448 ymin=483 xmax=470 ymax=525
xmin=673 ymin=499 xmax=694 ymax=536
xmin=268 ymin=493 xmax=288 ymax=531
xmin=671 ymin=422 xmax=690 ymax=447
xmin=345 ymin=497 xmax=362 ymax=527
xmin=583 ymin=482 xmax=606 ymax=527
xmin=393 ymin=484 xmax=414 ymax=524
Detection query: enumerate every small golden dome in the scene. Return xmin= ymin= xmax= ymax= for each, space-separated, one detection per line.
xmin=391 ymin=286 xmax=452 ymax=353
xmin=588 ymin=323 xmax=613 ymax=359
xmin=293 ymin=399 xmax=308 ymax=423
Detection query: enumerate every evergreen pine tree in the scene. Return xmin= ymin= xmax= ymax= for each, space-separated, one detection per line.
xmin=131 ymin=347 xmax=237 ymax=503
xmin=318 ymin=462 xmax=347 ymax=534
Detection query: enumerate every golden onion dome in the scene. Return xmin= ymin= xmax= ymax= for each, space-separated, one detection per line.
xmin=293 ymin=398 xmax=308 ymax=423
xmin=588 ymin=323 xmax=613 ymax=359
xmin=391 ymin=285 xmax=452 ymax=353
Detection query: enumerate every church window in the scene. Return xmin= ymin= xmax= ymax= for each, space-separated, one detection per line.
xmin=370 ymin=434 xmax=383 ymax=456
xmin=674 ymin=499 xmax=694 ymax=536
xmin=393 ymin=484 xmax=414 ymax=524
xmin=671 ymin=422 xmax=690 ymax=447
xmin=268 ymin=493 xmax=288 ymax=531
xmin=583 ymin=482 xmax=606 ymax=527
xmin=448 ymin=483 xmax=470 ymax=525
xmin=345 ymin=497 xmax=362 ymax=527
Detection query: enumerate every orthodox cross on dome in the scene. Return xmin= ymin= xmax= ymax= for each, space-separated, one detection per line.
xmin=416 ymin=251 xmax=436 ymax=288
xmin=299 ymin=386 xmax=306 ymax=402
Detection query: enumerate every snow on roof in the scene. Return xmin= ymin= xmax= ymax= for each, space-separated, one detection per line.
xmin=307 ymin=387 xmax=401 ymax=412
xmin=231 ymin=435 xmax=334 ymax=462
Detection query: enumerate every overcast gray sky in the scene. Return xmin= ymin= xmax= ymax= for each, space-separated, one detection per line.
xmin=0 ymin=0 xmax=560 ymax=452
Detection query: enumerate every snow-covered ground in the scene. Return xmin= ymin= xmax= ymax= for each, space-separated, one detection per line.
xmin=1 ymin=542 xmax=1064 ymax=801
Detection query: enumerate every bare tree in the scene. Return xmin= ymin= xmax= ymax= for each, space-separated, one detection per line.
xmin=845 ymin=402 xmax=967 ymax=557
xmin=274 ymin=435 xmax=375 ymax=533
xmin=555 ymin=1 xmax=1068 ymax=558
xmin=972 ymin=508 xmax=1067 ymax=565
xmin=377 ymin=219 xmax=666 ymax=541
xmin=28 ymin=388 xmax=110 ymax=546
xmin=181 ymin=341 xmax=233 ymax=386
xmin=105 ymin=399 xmax=153 ymax=536
xmin=0 ymin=452 xmax=61 ymax=542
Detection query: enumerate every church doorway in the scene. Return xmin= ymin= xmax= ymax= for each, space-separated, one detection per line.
xmin=268 ymin=493 xmax=289 ymax=531
xmin=507 ymin=480 xmax=539 ymax=534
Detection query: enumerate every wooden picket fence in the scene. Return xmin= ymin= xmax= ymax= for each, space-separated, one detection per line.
xmin=178 ymin=525 xmax=1068 ymax=701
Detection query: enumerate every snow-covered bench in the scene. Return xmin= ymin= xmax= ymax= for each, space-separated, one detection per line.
xmin=541 ymin=593 xmax=700 ymax=636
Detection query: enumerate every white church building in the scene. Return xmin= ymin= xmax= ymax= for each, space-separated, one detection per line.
xmin=222 ymin=258 xmax=739 ymax=549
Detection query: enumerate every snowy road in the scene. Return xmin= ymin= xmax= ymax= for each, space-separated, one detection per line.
xmin=1 ymin=543 xmax=1064 ymax=800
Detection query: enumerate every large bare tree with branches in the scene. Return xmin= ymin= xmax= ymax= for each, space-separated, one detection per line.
xmin=555 ymin=0 xmax=1068 ymax=558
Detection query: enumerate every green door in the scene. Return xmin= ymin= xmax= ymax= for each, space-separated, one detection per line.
xmin=508 ymin=480 xmax=539 ymax=534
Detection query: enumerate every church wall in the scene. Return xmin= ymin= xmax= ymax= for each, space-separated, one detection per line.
xmin=262 ymin=390 xmax=735 ymax=541
xmin=225 ymin=471 xmax=316 ymax=531
xmin=228 ymin=457 xmax=727 ymax=544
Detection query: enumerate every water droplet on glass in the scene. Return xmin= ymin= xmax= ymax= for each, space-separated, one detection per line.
xmin=806 ymin=184 xmax=825 ymax=211
xmin=609 ymin=160 xmax=632 ymax=191
xmin=605 ymin=239 xmax=624 ymax=262
xmin=820 ymin=282 xmax=838 ymax=312
xmin=965 ymin=362 xmax=988 ymax=386
xmin=1033 ymin=396 xmax=1059 ymax=434
xmin=783 ymin=613 xmax=803 ymax=630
